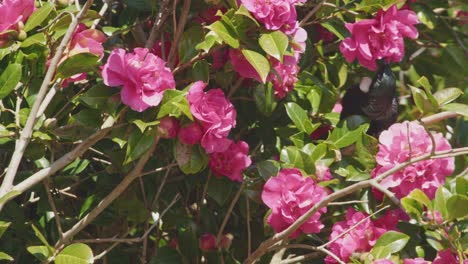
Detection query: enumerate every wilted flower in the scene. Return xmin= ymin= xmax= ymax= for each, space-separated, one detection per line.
xmin=101 ymin=48 xmax=175 ymax=112
xmin=262 ymin=168 xmax=328 ymax=238
xmin=326 ymin=207 xmax=399 ymax=264
xmin=0 ymin=0 xmax=35 ymax=47
xmin=340 ymin=5 xmax=419 ymax=70
xmin=209 ymin=140 xmax=251 ymax=182
xmin=371 ymin=121 xmax=454 ymax=199
xmin=187 ymin=81 xmax=237 ymax=153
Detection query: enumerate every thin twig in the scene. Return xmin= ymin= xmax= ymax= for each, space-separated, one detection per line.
xmin=246 ymin=196 xmax=252 ymax=257
xmin=228 ymin=77 xmax=244 ymax=98
xmin=299 ymin=0 xmax=326 ymax=27
xmin=279 ymin=252 xmax=324 ymax=264
xmin=216 ymin=184 xmax=244 ymax=244
xmin=92 ymin=0 xmax=113 ymax=29
xmin=420 ymin=111 xmax=459 ymax=125
xmin=145 ymin=0 xmax=172 ymax=49
xmin=43 ymin=179 xmax=64 ymax=239
xmin=167 ymin=0 xmax=191 ymax=68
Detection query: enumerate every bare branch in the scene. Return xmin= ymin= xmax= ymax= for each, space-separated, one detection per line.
xmin=167 ymin=0 xmax=191 ymax=68
xmin=216 ymin=184 xmax=244 ymax=244
xmin=420 ymin=111 xmax=459 ymax=125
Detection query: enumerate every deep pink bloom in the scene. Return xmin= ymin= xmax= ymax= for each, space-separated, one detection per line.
xmin=433 ymin=249 xmax=463 ymax=264
xmin=68 ymin=24 xmax=106 ymax=58
xmin=340 ymin=5 xmax=419 ymax=70
xmin=102 ymin=48 xmax=175 ymax=112
xmin=150 ymin=33 xmax=179 ymax=66
xmin=315 ymin=163 xmax=332 ymax=182
xmin=262 ymin=168 xmax=328 ymax=238
xmin=212 ymin=48 xmax=229 ymax=70
xmin=310 ymin=124 xmax=333 ymax=140
xmin=314 ymin=24 xmax=336 ymax=43
xmin=187 ymin=81 xmax=237 ymax=153
xmin=209 ymin=140 xmax=251 ymax=182
xmin=61 ymin=73 xmax=87 ymax=88
xmin=0 ymin=0 xmax=35 ymax=46
xmin=199 ymin=233 xmax=217 ymax=251
xmin=268 ymin=55 xmax=299 ymax=99
xmin=158 ymin=117 xmax=180 ymax=139
xmin=374 ymin=260 xmax=395 ymax=264
xmin=403 ymin=259 xmax=430 ymax=264
xmin=240 ymin=0 xmax=299 ymax=34
xmin=178 ymin=122 xmax=203 ymax=145
xmin=371 ymin=121 xmax=454 ymax=199
xmin=229 ymin=49 xmax=262 ymax=82
xmin=325 ymin=208 xmax=395 ymax=264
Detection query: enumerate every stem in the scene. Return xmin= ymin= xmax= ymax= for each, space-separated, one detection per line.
xmin=145 ymin=0 xmax=172 ymax=49
xmin=0 ymin=0 xmax=95 ymax=211
xmin=246 ymin=196 xmax=252 ymax=257
xmin=216 ymin=184 xmax=243 ymax=244
xmin=56 ymin=136 xmax=161 ymax=246
xmin=167 ymin=0 xmax=191 ymax=68
xmin=299 ymin=0 xmax=325 ymax=27
xmin=420 ymin=111 xmax=459 ymax=125
xmin=43 ymin=179 xmax=64 ymax=239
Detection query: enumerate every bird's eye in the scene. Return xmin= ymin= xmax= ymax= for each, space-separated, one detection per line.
xmin=359 ymin=77 xmax=372 ymax=93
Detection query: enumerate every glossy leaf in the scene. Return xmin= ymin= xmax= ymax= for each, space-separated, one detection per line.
xmin=433 ymin=88 xmax=463 ymax=106
xmin=175 ymin=142 xmax=208 ymax=175
xmin=207 ymin=20 xmax=239 ymax=48
xmin=55 ymin=243 xmax=93 ymax=264
xmin=241 ymin=49 xmax=270 ymax=83
xmin=0 ymin=63 xmax=22 ymax=100
xmin=24 ymin=2 xmax=54 ymax=32
xmin=27 ymin=246 xmax=49 ymax=262
xmin=446 ymin=194 xmax=468 ymax=219
xmin=259 ymin=31 xmax=288 ymax=62
xmin=285 ymin=102 xmax=317 ymax=134
xmin=56 ymin=53 xmax=100 ymax=79
xmin=373 ymin=231 xmax=410 ymax=254
xmin=441 ymin=103 xmax=468 ymax=117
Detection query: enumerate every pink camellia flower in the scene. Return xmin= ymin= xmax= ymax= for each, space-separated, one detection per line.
xmin=433 ymin=249 xmax=465 ymax=264
xmin=340 ymin=5 xmax=419 ymax=70
xmin=423 ymin=210 xmax=444 ymax=224
xmin=199 ymin=233 xmax=217 ymax=251
xmin=371 ymin=121 xmax=454 ymax=199
xmin=0 ymin=0 xmax=35 ymax=47
xmin=240 ymin=0 xmax=301 ymax=34
xmin=268 ymin=55 xmax=299 ymax=99
xmin=102 ymin=48 xmax=175 ymax=112
xmin=158 ymin=116 xmax=180 ymax=139
xmin=187 ymin=81 xmax=236 ymax=153
xmin=325 ymin=207 xmax=399 ymax=264
xmin=315 ymin=163 xmax=332 ymax=182
xmin=209 ymin=140 xmax=251 ymax=182
xmin=262 ymin=168 xmax=329 ymax=238
xmin=403 ymin=259 xmax=430 ymax=264
xmin=374 ymin=260 xmax=395 ymax=264
xmin=229 ymin=49 xmax=262 ymax=82
xmin=178 ymin=122 xmax=203 ymax=145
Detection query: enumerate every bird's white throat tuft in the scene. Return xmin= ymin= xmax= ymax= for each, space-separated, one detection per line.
xmin=359 ymin=77 xmax=372 ymax=93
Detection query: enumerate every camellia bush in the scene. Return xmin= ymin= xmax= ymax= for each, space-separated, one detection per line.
xmin=0 ymin=0 xmax=467 ymax=263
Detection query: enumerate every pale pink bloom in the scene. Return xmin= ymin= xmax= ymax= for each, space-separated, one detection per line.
xmin=262 ymin=168 xmax=328 ymax=238
xmin=158 ymin=116 xmax=180 ymax=139
xmin=0 ymin=0 xmax=35 ymax=46
xmin=423 ymin=210 xmax=444 ymax=224
xmin=187 ymin=81 xmax=237 ymax=153
xmin=371 ymin=121 xmax=454 ymax=199
xmin=241 ymin=0 xmax=298 ymax=34
xmin=209 ymin=140 xmax=251 ymax=182
xmin=178 ymin=122 xmax=203 ymax=145
xmin=229 ymin=49 xmax=262 ymax=82
xmin=268 ymin=55 xmax=299 ymax=99
xmin=199 ymin=233 xmax=217 ymax=251
xmin=101 ymin=48 xmax=175 ymax=112
xmin=340 ymin=5 xmax=419 ymax=70
xmin=433 ymin=249 xmax=463 ymax=264
xmin=325 ymin=207 xmax=397 ymax=264
xmin=290 ymin=25 xmax=307 ymax=54
xmin=315 ymin=163 xmax=332 ymax=182
xmin=403 ymin=259 xmax=430 ymax=264
xmin=332 ymin=102 xmax=342 ymax=113
xmin=374 ymin=260 xmax=395 ymax=264
xmin=61 ymin=73 xmax=87 ymax=88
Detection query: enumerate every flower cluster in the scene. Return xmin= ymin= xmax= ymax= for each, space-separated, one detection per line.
xmin=182 ymin=81 xmax=251 ymax=182
xmin=102 ymin=48 xmax=175 ymax=112
xmin=340 ymin=5 xmax=419 ymax=70
xmin=61 ymin=24 xmax=107 ymax=87
xmin=325 ymin=208 xmax=400 ymax=263
xmin=268 ymin=55 xmax=300 ymax=99
xmin=371 ymin=121 xmax=454 ymax=199
xmin=0 ymin=0 xmax=35 ymax=47
xmin=262 ymin=168 xmax=329 ymax=238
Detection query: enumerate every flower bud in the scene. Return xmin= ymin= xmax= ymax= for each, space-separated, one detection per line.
xmin=169 ymin=238 xmax=178 ymax=249
xmin=219 ymin=233 xmax=233 ymax=250
xmin=178 ymin=122 xmax=203 ymax=145
xmin=199 ymin=233 xmax=216 ymax=251
xmin=158 ymin=117 xmax=179 ymax=139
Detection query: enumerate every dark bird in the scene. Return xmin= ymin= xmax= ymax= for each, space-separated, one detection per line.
xmin=340 ymin=62 xmax=398 ymax=137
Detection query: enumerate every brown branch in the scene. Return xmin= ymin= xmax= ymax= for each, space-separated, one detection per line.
xmin=145 ymin=0 xmax=172 ymax=49
xmin=216 ymin=184 xmax=244 ymax=245
xmin=167 ymin=0 xmax=191 ymax=68
xmin=420 ymin=111 xmax=459 ymax=125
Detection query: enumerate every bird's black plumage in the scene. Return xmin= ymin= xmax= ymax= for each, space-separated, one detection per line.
xmin=340 ymin=63 xmax=398 ymax=137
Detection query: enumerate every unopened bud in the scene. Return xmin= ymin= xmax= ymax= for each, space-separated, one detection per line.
xmin=219 ymin=233 xmax=233 ymax=250
xmin=17 ymin=30 xmax=27 ymax=41
xmin=158 ymin=116 xmax=179 ymax=139
xmin=199 ymin=233 xmax=216 ymax=251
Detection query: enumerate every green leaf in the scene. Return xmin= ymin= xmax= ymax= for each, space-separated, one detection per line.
xmin=254 ymin=83 xmax=277 ymax=117
xmin=259 ymin=31 xmax=288 ymax=62
xmin=455 ymin=177 xmax=468 ymax=195
xmin=157 ymin=90 xmax=193 ymax=120
xmin=56 ymin=53 xmax=100 ymax=79
xmin=417 ymin=76 xmax=438 ymax=109
xmin=124 ymin=130 xmax=155 ymax=164
xmin=24 ymin=2 xmax=54 ymax=32
xmin=320 ymin=20 xmax=348 ymax=40
xmin=122 ymin=0 xmax=151 ymax=11
xmin=446 ymin=194 xmax=468 ymax=219
xmin=441 ymin=103 xmax=468 ymax=117
xmin=178 ymin=25 xmax=204 ymax=63
xmin=0 ymin=221 xmax=11 ymax=239
xmin=63 ymin=159 xmax=90 ymax=175
xmin=0 ymin=63 xmax=22 ymax=99
xmin=235 ymin=4 xmax=259 ymax=26
xmin=241 ymin=49 xmax=270 ymax=83
xmin=192 ymin=60 xmax=210 ymax=82
xmin=256 ymin=160 xmax=280 ymax=180
xmin=0 ymin=252 xmax=13 ymax=261
xmin=433 ymin=88 xmax=464 ymax=106
xmin=55 ymin=243 xmax=93 ymax=264
xmin=327 ymin=116 xmax=369 ymax=149
xmin=20 ymin=33 xmax=47 ymax=48
xmin=285 ymin=102 xmax=317 ymax=134
xmin=410 ymin=86 xmax=437 ymax=114
xmin=373 ymin=231 xmax=410 ymax=254
xmin=0 ymin=190 xmax=21 ymax=204
xmin=27 ymin=246 xmax=50 ymax=262
xmin=31 ymin=224 xmax=52 ymax=249
xmin=132 ymin=119 xmax=159 ymax=133
xmin=79 ymin=84 xmax=117 ymax=109
xmin=407 ymin=189 xmax=432 ymax=210
xmin=434 ymin=187 xmax=451 ymax=220
xmin=207 ymin=20 xmax=239 ymax=48
xmin=195 ymin=32 xmax=218 ymax=53
xmin=149 ymin=247 xmax=182 ymax=264
xmin=207 ymin=177 xmax=234 ymax=206
xmin=79 ymin=195 xmax=95 ymax=219
xmin=402 ymin=196 xmax=424 ymax=218
xmin=280 ymin=146 xmax=304 ymax=169
xmin=175 ymin=142 xmax=209 ymax=175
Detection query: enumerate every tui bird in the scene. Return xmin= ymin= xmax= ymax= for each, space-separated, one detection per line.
xmin=340 ymin=62 xmax=398 ymax=137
